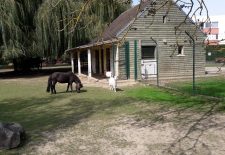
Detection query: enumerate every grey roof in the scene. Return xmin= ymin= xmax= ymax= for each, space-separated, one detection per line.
xmin=100 ymin=1 xmax=151 ymax=41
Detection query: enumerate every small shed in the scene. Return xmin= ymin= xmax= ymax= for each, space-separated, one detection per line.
xmin=66 ymin=0 xmax=206 ymax=81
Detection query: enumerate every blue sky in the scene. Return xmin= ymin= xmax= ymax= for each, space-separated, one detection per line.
xmin=132 ymin=0 xmax=225 ymax=16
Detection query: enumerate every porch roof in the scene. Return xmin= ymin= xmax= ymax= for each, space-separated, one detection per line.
xmin=65 ymin=39 xmax=119 ymax=53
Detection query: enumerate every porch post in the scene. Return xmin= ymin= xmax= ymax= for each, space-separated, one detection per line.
xmin=77 ymin=51 xmax=81 ymax=75
xmin=103 ymin=47 xmax=107 ymax=74
xmin=115 ymin=44 xmax=119 ymax=77
xmin=91 ymin=50 xmax=96 ymax=74
xmin=88 ymin=48 xmax=92 ymax=77
xmin=71 ymin=52 xmax=74 ymax=73
xmin=110 ymin=46 xmax=114 ymax=75
xmin=99 ymin=48 xmax=102 ymax=74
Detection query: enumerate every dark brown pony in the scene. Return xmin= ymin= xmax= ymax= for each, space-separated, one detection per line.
xmin=46 ymin=71 xmax=83 ymax=94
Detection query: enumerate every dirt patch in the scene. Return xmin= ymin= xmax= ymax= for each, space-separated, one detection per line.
xmin=25 ymin=109 xmax=225 ymax=155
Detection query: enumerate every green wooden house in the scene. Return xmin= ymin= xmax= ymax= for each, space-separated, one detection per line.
xmin=66 ymin=0 xmax=206 ymax=81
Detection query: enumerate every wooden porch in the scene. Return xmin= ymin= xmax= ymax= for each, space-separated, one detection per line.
xmin=68 ymin=40 xmax=120 ymax=79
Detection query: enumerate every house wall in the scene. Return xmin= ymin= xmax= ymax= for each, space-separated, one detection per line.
xmin=118 ymin=0 xmax=206 ymax=80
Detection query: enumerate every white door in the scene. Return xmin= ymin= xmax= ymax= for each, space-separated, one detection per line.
xmin=141 ymin=46 xmax=157 ymax=79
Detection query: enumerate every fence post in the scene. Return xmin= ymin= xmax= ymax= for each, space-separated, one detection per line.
xmin=185 ymin=31 xmax=196 ymax=95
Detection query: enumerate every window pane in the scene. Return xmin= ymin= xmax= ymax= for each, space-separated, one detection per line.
xmin=211 ymin=22 xmax=218 ymax=28
xmin=178 ymin=46 xmax=184 ymax=55
xmin=141 ymin=46 xmax=155 ymax=59
xmin=205 ymin=22 xmax=211 ymax=28
xmin=205 ymin=22 xmax=218 ymax=28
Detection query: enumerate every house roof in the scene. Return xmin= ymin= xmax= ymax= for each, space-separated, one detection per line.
xmin=66 ymin=0 xmax=204 ymax=53
xmin=66 ymin=1 xmax=151 ymax=52
xmin=100 ymin=1 xmax=151 ymax=41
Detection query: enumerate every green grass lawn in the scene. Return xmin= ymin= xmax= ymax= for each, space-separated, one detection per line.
xmin=0 ymin=77 xmax=224 ymax=153
xmin=167 ymin=76 xmax=225 ymax=98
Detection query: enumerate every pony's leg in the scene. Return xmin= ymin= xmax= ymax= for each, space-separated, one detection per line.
xmin=50 ymin=82 xmax=54 ymax=94
xmin=114 ymin=87 xmax=117 ymax=92
xmin=52 ymin=81 xmax=57 ymax=94
xmin=66 ymin=83 xmax=69 ymax=92
xmin=70 ymin=83 xmax=73 ymax=92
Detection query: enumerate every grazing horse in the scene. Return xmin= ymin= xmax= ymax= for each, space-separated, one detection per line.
xmin=46 ymin=71 xmax=83 ymax=94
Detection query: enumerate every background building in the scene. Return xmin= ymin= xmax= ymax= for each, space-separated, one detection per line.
xmin=200 ymin=15 xmax=225 ymax=45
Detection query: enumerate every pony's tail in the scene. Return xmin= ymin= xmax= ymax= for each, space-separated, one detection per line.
xmin=46 ymin=76 xmax=52 ymax=92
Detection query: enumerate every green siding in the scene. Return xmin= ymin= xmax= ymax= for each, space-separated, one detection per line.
xmin=134 ymin=40 xmax=138 ymax=80
xmin=125 ymin=42 xmax=130 ymax=79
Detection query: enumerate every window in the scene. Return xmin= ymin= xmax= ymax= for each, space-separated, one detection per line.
xmin=216 ymin=34 xmax=219 ymax=40
xmin=211 ymin=22 xmax=218 ymax=28
xmin=208 ymin=35 xmax=217 ymax=40
xmin=178 ymin=46 xmax=184 ymax=55
xmin=205 ymin=22 xmax=211 ymax=28
xmin=199 ymin=22 xmax=204 ymax=29
xmin=163 ymin=15 xmax=168 ymax=23
xmin=205 ymin=22 xmax=218 ymax=28
xmin=141 ymin=46 xmax=155 ymax=59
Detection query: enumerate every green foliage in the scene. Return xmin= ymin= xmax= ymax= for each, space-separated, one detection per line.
xmin=206 ymin=45 xmax=225 ymax=61
xmin=0 ymin=0 xmax=43 ymax=60
xmin=0 ymin=0 xmax=130 ymax=60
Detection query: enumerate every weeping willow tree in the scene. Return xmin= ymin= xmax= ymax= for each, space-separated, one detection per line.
xmin=35 ymin=0 xmax=130 ymax=59
xmin=0 ymin=0 xmax=43 ymax=61
xmin=0 ymin=0 xmax=130 ymax=63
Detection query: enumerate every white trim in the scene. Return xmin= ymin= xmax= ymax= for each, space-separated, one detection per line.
xmin=115 ymin=45 xmax=119 ymax=77
xmin=177 ymin=54 xmax=186 ymax=57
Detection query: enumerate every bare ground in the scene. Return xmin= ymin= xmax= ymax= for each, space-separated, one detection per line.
xmin=25 ymin=104 xmax=225 ymax=155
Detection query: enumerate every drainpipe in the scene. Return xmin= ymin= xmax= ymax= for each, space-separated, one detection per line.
xmin=185 ymin=31 xmax=196 ymax=95
xmin=150 ymin=37 xmax=159 ymax=87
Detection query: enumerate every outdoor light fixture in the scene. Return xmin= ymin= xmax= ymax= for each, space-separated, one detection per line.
xmin=162 ymin=39 xmax=167 ymax=45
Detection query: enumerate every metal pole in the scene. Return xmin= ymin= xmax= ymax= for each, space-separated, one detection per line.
xmin=185 ymin=31 xmax=196 ymax=95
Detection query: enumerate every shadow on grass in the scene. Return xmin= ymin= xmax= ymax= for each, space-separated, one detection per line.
xmin=0 ymin=93 xmax=134 ymax=152
xmin=0 ymin=67 xmax=71 ymax=80
xmin=52 ymin=89 xmax=88 ymax=94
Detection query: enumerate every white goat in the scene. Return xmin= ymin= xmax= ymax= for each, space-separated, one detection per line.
xmin=106 ymin=72 xmax=117 ymax=92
